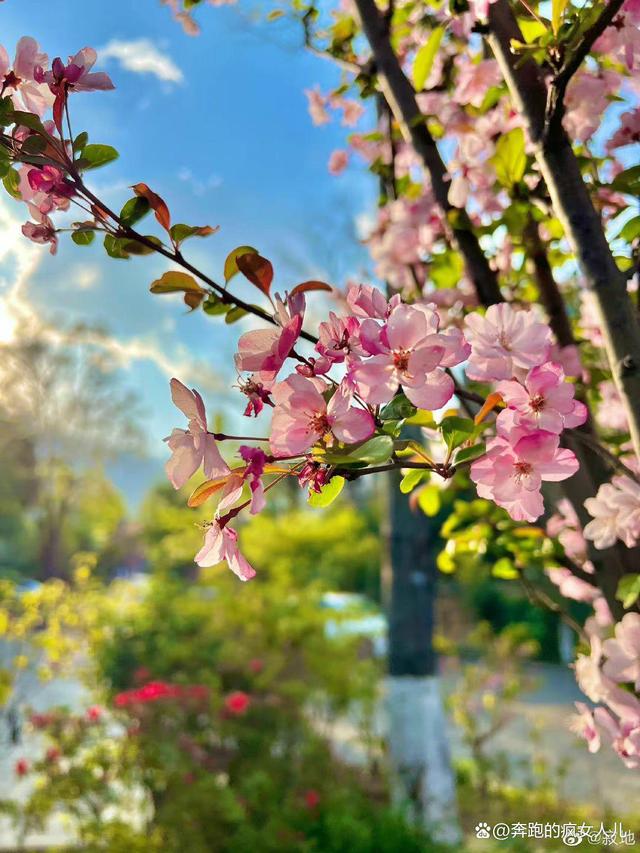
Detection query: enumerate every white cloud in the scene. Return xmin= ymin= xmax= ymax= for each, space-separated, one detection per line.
xmin=0 ymin=197 xmax=221 ymax=394
xmin=99 ymin=38 xmax=183 ymax=84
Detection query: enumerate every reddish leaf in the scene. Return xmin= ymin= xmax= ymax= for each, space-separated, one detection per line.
xmin=236 ymin=252 xmax=274 ymax=296
xmin=223 ymin=245 xmax=259 ymax=283
xmin=132 ymin=182 xmax=171 ymax=232
xmin=474 ymin=391 xmax=503 ymax=425
xmin=183 ymin=291 xmax=205 ymax=311
xmin=188 ymin=474 xmax=237 ymax=508
xmin=289 ymin=280 xmax=333 ymax=298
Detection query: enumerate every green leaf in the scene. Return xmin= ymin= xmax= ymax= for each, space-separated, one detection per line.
xmin=103 ymin=234 xmax=130 ymax=259
xmin=518 ymin=18 xmax=548 ymax=43
xmin=492 ymin=557 xmax=519 ymax=580
xmin=620 ymin=216 xmax=640 ymax=244
xmin=610 ymin=166 xmax=640 ymax=197
xmin=418 ymin=485 xmax=441 ymax=517
xmin=79 ymin=144 xmax=119 ymax=170
xmin=120 ymin=196 xmax=150 ymax=227
xmin=73 ymin=131 xmax=88 ymax=155
xmin=430 ymin=250 xmax=464 ymax=288
xmin=454 ymin=443 xmax=486 ymax=465
xmin=380 ymin=393 xmax=417 ymax=421
xmin=20 ymin=134 xmax=46 ymax=156
xmin=203 ymin=297 xmax=230 ymax=316
xmin=308 ymin=475 xmax=345 ymax=508
xmin=440 ymin=416 xmax=475 ymax=451
xmin=170 ymin=223 xmax=218 ymax=245
xmin=71 ymin=229 xmax=95 ymax=246
xmin=315 ymin=434 xmax=394 ymax=466
xmin=413 ymin=27 xmax=444 ymax=91
xmin=551 ymin=0 xmax=569 ymax=35
xmin=224 ymin=306 xmax=248 ymax=324
xmin=490 ymin=128 xmax=526 ymax=188
xmin=0 ymin=96 xmax=14 ymax=127
xmin=121 ymin=237 xmax=161 ymax=256
xmin=616 ymin=574 xmax=640 ymax=609
xmin=11 ymin=111 xmax=47 ymax=134
xmin=400 ymin=468 xmax=428 ymax=494
xmin=2 ymin=168 xmax=21 ymax=200
xmin=224 ymin=245 xmax=258 ymax=283
xmin=150 ymin=270 xmax=204 ymax=294
xmin=405 ymin=409 xmax=436 ymax=428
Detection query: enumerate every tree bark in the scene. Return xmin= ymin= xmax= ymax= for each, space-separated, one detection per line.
xmin=352 ymin=0 xmax=503 ymax=307
xmin=487 ymin=0 xmax=640 ymax=463
xmin=384 ymin=463 xmax=461 ymax=844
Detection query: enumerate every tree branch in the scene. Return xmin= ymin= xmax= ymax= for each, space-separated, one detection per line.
xmin=351 ymin=0 xmax=503 ymax=307
xmin=545 ymin=0 xmax=626 ymax=141
xmin=487 ymin=0 xmax=640 ymax=465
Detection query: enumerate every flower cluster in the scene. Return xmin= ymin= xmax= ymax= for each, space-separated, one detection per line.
xmin=114 ymin=681 xmax=209 ymax=708
xmin=584 ymin=474 xmax=640 ymax=550
xmin=466 ymin=305 xmax=585 ymax=522
xmin=572 ymin=615 xmax=640 ymax=769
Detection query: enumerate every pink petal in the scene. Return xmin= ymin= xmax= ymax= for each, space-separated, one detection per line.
xmin=403 ymin=369 xmax=454 ymax=410
xmin=332 ymin=407 xmax=375 ymax=444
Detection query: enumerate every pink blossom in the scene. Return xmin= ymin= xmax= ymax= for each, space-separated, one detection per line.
xmin=469 ymin=0 xmax=498 ymax=18
xmin=597 ymin=380 xmax=629 ymax=432
xmin=194 ymin=521 xmax=256 ymax=581
xmin=464 ymin=303 xmax=552 ymax=382
xmin=608 ymin=108 xmax=640 ymax=148
xmin=269 ymin=375 xmax=374 ymax=456
xmin=603 ymin=613 xmax=640 ymax=690
xmin=328 ymin=149 xmax=349 ymax=175
xmin=22 ymin=216 xmax=57 ymax=254
xmin=546 ymin=498 xmax=591 ymax=567
xmin=164 ymin=378 xmax=229 ymax=489
xmin=470 ymin=430 xmax=579 ymax=522
xmin=454 ymin=59 xmax=502 ymax=108
xmin=37 ymin=47 xmax=114 ymax=93
xmin=353 ymin=302 xmax=470 ymax=410
xmin=235 ymin=292 xmax=305 ymax=382
xmin=0 ymin=37 xmax=53 ymax=114
xmin=346 ymin=283 xmax=393 ymax=320
xmin=298 ymin=460 xmax=330 ymax=493
xmin=304 ymin=85 xmax=330 ymax=125
xmin=316 ymin=312 xmax=362 ymax=364
xmin=27 ymin=165 xmax=75 ymax=212
xmin=546 ymin=568 xmax=598 ymax=603
xmin=237 ymin=374 xmax=273 ymax=418
xmin=548 ymin=343 xmax=582 ymax=379
xmin=569 ymin=702 xmax=601 ymax=753
xmin=593 ymin=707 xmax=640 ymax=769
xmin=496 ymin=363 xmax=587 ymax=435
xmin=594 ymin=13 xmax=640 ymax=70
xmin=340 ymin=98 xmax=365 ymax=127
xmin=239 ymin=445 xmax=267 ymax=514
xmin=564 ymin=71 xmax=620 ymax=141
xmin=584 ymin=475 xmax=640 ymax=549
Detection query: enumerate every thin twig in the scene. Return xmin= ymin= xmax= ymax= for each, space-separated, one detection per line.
xmin=545 ymin=0 xmax=626 ymax=141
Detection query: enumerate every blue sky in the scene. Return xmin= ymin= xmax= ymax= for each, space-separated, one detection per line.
xmin=0 ymin=0 xmax=376 ymax=489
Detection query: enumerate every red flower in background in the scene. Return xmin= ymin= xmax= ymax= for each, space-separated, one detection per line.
xmin=248 ymin=658 xmax=264 ymax=674
xmin=45 ymin=747 xmax=61 ymax=763
xmin=304 ymin=789 xmax=321 ymax=810
xmin=15 ymin=758 xmax=29 ymax=777
xmin=114 ymin=680 xmax=209 ymax=708
xmin=133 ymin=666 xmax=152 ymax=684
xmin=86 ymin=705 xmax=102 ymax=722
xmin=224 ymin=691 xmax=251 ymax=716
xmin=29 ymin=712 xmax=54 ymax=729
